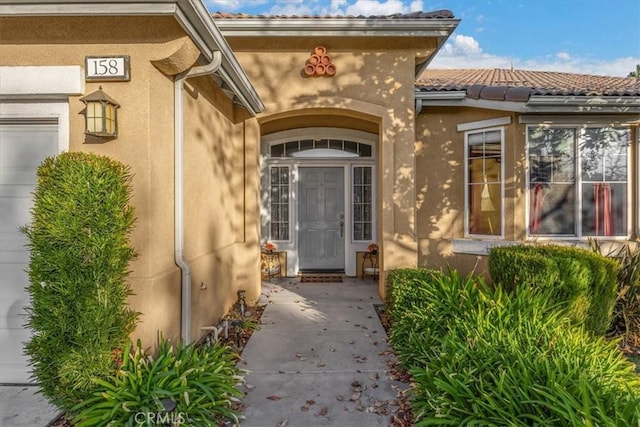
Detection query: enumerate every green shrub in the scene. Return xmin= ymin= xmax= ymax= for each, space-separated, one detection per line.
xmin=22 ymin=152 xmax=139 ymax=410
xmin=488 ymin=246 xmax=559 ymax=293
xmin=386 ymin=268 xmax=444 ymax=323
xmin=72 ymin=338 xmax=243 ymax=426
xmin=389 ymin=270 xmax=490 ymax=368
xmin=590 ymin=240 xmax=640 ymax=346
xmin=389 ymin=271 xmax=640 ymax=425
xmin=489 ymin=245 xmax=618 ymax=335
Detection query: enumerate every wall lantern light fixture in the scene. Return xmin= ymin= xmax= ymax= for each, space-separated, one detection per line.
xmin=80 ymin=86 xmax=119 ymax=137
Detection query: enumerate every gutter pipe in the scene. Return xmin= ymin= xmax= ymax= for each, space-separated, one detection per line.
xmin=174 ymin=51 xmax=222 ymax=344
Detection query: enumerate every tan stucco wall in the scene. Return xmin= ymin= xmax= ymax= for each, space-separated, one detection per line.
xmin=181 ymin=76 xmax=261 ymax=337
xmin=226 ymin=37 xmax=435 ymax=297
xmin=416 ymin=106 xmax=640 ymax=277
xmin=0 ymin=16 xmax=261 ymax=346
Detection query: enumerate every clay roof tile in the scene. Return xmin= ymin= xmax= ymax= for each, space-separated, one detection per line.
xmin=416 ymin=69 xmax=640 ymax=100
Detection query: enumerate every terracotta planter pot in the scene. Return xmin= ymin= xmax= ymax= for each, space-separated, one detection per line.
xmin=320 ymin=54 xmax=331 ymax=65
xmin=309 ymin=54 xmax=320 ymax=65
xmin=325 ymin=63 xmax=337 ymax=76
xmin=314 ymin=46 xmax=327 ymax=56
xmin=315 ymin=64 xmax=326 ymax=76
xmin=304 ymin=63 xmax=316 ymax=76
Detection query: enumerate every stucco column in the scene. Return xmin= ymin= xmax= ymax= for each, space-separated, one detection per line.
xmin=378 ymin=106 xmax=418 ymax=299
xmin=237 ymin=115 xmax=262 ymax=304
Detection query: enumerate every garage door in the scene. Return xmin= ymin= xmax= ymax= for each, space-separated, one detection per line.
xmin=0 ymin=121 xmax=58 ymax=384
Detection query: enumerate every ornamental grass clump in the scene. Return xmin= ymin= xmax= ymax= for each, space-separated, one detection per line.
xmin=411 ymin=284 xmax=639 ymax=425
xmin=387 ymin=269 xmax=640 ymax=425
xmin=388 ymin=270 xmax=487 ymax=368
xmin=22 ymin=152 xmax=139 ymax=410
xmin=72 ymin=338 xmax=244 ymax=426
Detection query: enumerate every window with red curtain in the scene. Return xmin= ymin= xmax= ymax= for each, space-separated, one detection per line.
xmin=527 ymin=126 xmax=629 ymax=237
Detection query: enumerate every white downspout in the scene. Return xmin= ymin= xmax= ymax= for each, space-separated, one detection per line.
xmin=174 ymin=52 xmax=222 ymax=344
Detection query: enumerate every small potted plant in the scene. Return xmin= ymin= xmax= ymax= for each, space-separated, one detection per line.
xmin=367 ymin=243 xmax=378 ymax=255
xmin=264 ymin=242 xmax=276 ymax=254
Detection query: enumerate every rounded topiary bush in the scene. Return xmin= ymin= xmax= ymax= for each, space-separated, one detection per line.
xmin=22 ymin=152 xmax=139 ymax=410
xmin=489 ymin=244 xmax=618 ymax=336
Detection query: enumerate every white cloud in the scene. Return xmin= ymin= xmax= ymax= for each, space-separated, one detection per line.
xmin=205 ymin=0 xmax=266 ymax=11
xmin=431 ymin=34 xmax=639 ymax=77
xmin=410 ymin=1 xmax=423 ymax=12
xmin=440 ymin=34 xmax=482 ymax=55
xmin=269 ymin=2 xmax=314 ymax=15
xmin=345 ymin=0 xmax=410 ymax=15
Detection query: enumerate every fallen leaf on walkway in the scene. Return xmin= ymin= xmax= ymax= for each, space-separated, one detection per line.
xmin=301 ymin=399 xmax=316 ymax=412
xmin=315 ymin=406 xmax=329 ymax=416
xmin=278 ymin=418 xmax=288 ymax=427
xmin=266 ymin=395 xmax=282 ymax=401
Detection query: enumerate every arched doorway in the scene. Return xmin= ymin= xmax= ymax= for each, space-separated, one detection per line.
xmin=261 ymin=127 xmax=377 ymax=276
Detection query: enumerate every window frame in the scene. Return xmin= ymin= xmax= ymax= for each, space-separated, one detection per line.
xmin=525 ymin=124 xmax=632 ymax=239
xmin=268 ymin=165 xmax=291 ymax=243
xmin=463 ymin=126 xmax=505 ymax=239
xmin=352 ymin=165 xmax=374 ymax=243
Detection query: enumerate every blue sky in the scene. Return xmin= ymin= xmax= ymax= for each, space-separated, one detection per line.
xmin=205 ymin=0 xmax=640 ymax=77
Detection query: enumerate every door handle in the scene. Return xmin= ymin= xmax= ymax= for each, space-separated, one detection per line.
xmin=339 ymin=220 xmax=344 ymax=237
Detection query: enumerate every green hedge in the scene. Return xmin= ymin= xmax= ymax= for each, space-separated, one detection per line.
xmin=386 ymin=268 xmax=444 ymax=323
xmin=489 ymin=245 xmax=618 ymax=335
xmin=387 ymin=269 xmax=640 ymax=425
xmin=22 ymin=152 xmax=139 ymax=410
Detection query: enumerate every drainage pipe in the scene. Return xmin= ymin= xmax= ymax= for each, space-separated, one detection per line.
xmin=174 ymin=52 xmax=222 ymax=343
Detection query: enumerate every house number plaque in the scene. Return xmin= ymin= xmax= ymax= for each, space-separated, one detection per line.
xmin=85 ymin=56 xmax=130 ymax=81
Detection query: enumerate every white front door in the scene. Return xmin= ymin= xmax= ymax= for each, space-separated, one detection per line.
xmin=0 ymin=122 xmax=58 ymax=383
xmin=298 ymin=167 xmax=345 ymax=271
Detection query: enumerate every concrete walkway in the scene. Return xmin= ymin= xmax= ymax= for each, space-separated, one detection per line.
xmin=0 ymin=277 xmax=406 ymax=427
xmin=0 ymin=385 xmax=60 ymax=426
xmin=237 ymin=278 xmax=408 ymax=427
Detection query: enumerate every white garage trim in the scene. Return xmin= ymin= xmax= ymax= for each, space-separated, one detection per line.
xmin=0 ymin=66 xmax=83 ymax=100
xmin=0 ymin=103 xmax=69 ymax=152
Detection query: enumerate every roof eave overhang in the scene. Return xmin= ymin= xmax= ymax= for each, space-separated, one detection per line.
xmin=0 ymin=0 xmax=264 ymax=115
xmin=415 ymin=91 xmax=640 ymax=114
xmin=214 ymin=17 xmax=460 ymax=38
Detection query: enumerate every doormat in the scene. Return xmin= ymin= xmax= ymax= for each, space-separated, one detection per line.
xmin=300 ymin=275 xmax=343 ymax=283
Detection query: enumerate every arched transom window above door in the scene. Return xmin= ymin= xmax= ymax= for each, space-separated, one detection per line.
xmin=262 ymin=128 xmax=377 ymax=159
